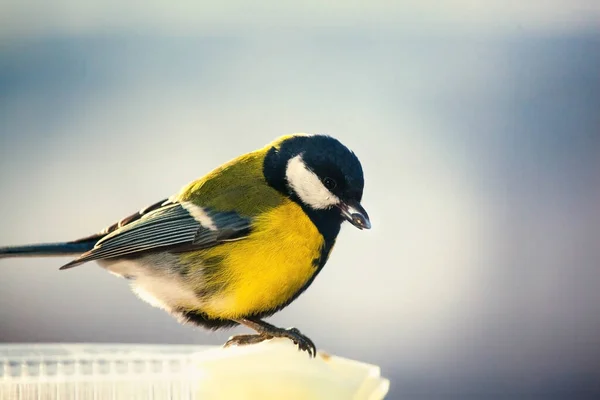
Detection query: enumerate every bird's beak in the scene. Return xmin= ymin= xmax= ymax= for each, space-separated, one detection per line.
xmin=337 ymin=199 xmax=371 ymax=230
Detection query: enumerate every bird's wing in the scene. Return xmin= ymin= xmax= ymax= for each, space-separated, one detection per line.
xmin=60 ymin=200 xmax=251 ymax=269
xmin=62 ymin=149 xmax=284 ymax=270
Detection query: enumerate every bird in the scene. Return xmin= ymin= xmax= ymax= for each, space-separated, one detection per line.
xmin=0 ymin=133 xmax=370 ymax=357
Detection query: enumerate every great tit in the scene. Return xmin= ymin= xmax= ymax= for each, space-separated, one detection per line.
xmin=0 ymin=133 xmax=370 ymax=357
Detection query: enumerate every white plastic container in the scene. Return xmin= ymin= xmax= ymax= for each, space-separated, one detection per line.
xmin=0 ymin=339 xmax=389 ymax=399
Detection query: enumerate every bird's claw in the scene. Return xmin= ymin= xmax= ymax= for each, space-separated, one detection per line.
xmin=284 ymin=327 xmax=317 ymax=357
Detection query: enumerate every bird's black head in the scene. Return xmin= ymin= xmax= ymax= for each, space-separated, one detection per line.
xmin=263 ymin=134 xmax=370 ymax=230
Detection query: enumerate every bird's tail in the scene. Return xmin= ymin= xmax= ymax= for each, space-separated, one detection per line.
xmin=0 ymin=237 xmax=98 ymax=259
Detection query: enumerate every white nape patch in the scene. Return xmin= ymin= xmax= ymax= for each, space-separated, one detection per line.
xmin=181 ymin=202 xmax=217 ymax=230
xmin=285 ymin=154 xmax=340 ymax=210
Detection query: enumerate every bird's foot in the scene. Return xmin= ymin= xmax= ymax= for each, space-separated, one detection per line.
xmin=274 ymin=326 xmax=316 ymax=357
xmin=225 ymin=321 xmax=317 ymax=357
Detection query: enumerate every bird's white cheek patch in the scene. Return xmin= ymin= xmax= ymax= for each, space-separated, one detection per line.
xmin=285 ymin=155 xmax=340 ymax=210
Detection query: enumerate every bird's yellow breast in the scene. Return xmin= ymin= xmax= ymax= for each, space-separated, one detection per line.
xmin=183 ymin=199 xmax=323 ymax=320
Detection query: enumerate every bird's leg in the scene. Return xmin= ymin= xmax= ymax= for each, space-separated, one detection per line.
xmin=223 ymin=317 xmax=317 ymax=357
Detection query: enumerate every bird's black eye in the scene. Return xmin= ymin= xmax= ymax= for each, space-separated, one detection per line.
xmin=323 ymin=177 xmax=337 ymax=190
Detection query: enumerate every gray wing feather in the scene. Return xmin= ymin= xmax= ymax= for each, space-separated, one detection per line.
xmin=60 ymin=202 xmax=251 ymax=269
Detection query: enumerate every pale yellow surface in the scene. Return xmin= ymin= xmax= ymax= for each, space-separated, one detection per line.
xmin=193 ymin=338 xmax=390 ymax=400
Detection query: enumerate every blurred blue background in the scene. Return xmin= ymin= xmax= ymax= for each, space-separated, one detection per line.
xmin=1 ymin=1 xmax=599 ymax=398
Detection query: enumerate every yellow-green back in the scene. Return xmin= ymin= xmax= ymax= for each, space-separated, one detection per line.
xmin=175 ymin=143 xmax=280 ymax=216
